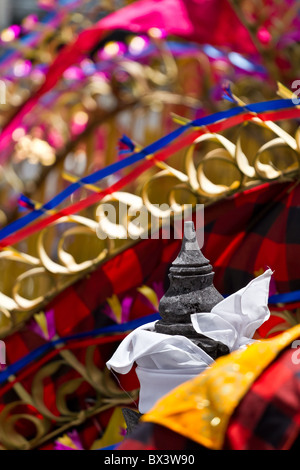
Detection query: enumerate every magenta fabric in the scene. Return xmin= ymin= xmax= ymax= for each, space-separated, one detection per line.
xmin=98 ymin=0 xmax=256 ymax=54
xmin=0 ymin=0 xmax=256 ymax=157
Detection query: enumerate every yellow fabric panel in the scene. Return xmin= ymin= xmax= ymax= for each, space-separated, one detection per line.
xmin=142 ymin=324 xmax=300 ymax=450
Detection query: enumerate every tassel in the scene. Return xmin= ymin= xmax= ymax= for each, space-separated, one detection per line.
xmin=118 ymin=134 xmax=136 ymax=157
xmin=222 ymin=82 xmax=238 ymax=104
xmin=18 ymin=194 xmax=36 ymax=211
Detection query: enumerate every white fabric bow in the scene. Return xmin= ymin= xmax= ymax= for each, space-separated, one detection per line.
xmin=191 ymin=268 xmax=272 ymax=352
xmin=106 ymin=269 xmax=272 ymax=413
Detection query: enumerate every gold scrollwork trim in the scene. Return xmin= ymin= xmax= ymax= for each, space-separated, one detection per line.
xmin=0 ymin=343 xmax=138 ymax=450
xmin=0 ymin=119 xmax=299 ymax=337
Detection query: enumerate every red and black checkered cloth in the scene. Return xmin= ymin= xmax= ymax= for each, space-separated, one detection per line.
xmin=3 ymin=179 xmax=300 ymax=449
xmin=117 ymin=342 xmax=300 ymax=450
xmin=203 ymin=180 xmax=300 ymax=296
xmin=5 ymin=180 xmax=300 ymax=367
xmin=224 ymin=344 xmax=300 ymax=450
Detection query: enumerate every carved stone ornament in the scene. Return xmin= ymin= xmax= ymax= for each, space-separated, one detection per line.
xmin=155 ymin=221 xmax=230 ymax=360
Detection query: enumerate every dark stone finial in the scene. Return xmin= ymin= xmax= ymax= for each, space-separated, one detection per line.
xmin=122 ymin=408 xmax=142 ymax=434
xmin=155 ymin=221 xmax=229 ymax=359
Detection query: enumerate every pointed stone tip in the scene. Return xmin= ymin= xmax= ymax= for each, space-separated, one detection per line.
xmin=184 ymin=221 xmax=196 ymax=240
xmin=172 ymin=221 xmax=210 ymax=268
xmin=181 ymin=221 xmax=200 ymax=253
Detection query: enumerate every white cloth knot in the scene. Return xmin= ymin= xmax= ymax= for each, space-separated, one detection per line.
xmin=106 ymin=269 xmax=272 ymax=413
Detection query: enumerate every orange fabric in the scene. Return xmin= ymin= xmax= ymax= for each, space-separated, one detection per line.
xmin=142 ymin=324 xmax=300 ymax=449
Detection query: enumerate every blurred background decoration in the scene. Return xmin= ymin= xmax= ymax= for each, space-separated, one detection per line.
xmin=0 ymin=0 xmax=300 ymax=451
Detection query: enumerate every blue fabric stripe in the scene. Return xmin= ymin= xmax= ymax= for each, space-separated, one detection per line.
xmin=2 ymin=285 xmax=300 ymax=384
xmin=269 ymin=290 xmax=300 ymax=304
xmin=0 ymin=98 xmax=296 ymax=242
xmin=0 ymin=313 xmax=160 ymax=383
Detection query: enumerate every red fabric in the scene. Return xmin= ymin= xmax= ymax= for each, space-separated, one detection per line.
xmin=202 ymin=181 xmax=300 ymax=295
xmin=225 ymin=346 xmax=300 ymax=450
xmin=5 ymin=179 xmax=300 ymax=381
xmin=3 ymin=236 xmax=179 ymax=368
xmin=4 ymin=179 xmax=300 ymax=448
xmin=117 ymin=343 xmax=300 ymax=450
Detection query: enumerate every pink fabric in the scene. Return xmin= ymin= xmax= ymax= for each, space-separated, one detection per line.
xmin=0 ymin=0 xmax=256 ymax=157
xmin=99 ymin=0 xmax=256 ymax=54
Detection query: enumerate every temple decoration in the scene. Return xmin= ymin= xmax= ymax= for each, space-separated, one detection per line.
xmin=0 ymin=0 xmax=300 ymax=451
xmin=155 ymin=221 xmax=227 ymax=359
xmin=106 ymin=221 xmax=272 ymax=428
xmin=0 ymin=113 xmax=300 ymax=339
